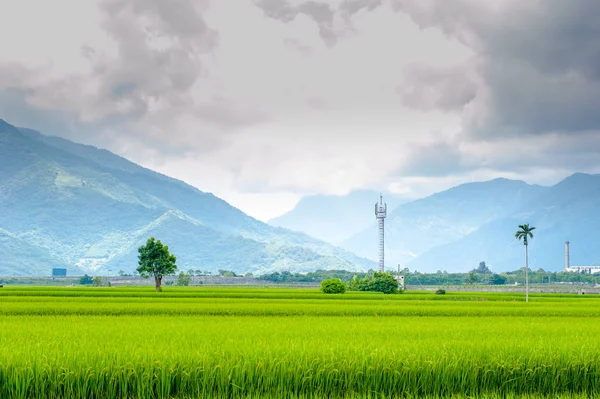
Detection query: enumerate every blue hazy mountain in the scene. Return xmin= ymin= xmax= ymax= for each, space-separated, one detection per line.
xmin=269 ymin=190 xmax=410 ymax=244
xmin=342 ymin=178 xmax=550 ymax=271
xmin=0 ymin=119 xmax=375 ymax=276
xmin=407 ymin=173 xmax=600 ymax=272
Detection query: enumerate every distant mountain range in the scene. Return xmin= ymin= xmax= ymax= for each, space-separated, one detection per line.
xmin=0 ymin=119 xmax=375 ymax=276
xmin=3 ymin=117 xmax=598 ymax=276
xmin=275 ymin=175 xmax=600 ymax=273
xmin=269 ymin=190 xmax=409 ymax=244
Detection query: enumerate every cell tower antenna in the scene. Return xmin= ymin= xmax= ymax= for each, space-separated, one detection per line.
xmin=374 ymin=193 xmax=387 ymax=272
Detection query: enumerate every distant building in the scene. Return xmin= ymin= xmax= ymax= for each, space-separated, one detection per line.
xmin=563 ymin=241 xmax=600 ymax=274
xmin=52 ymin=268 xmax=67 ymax=277
xmin=565 ymin=266 xmax=600 ymax=274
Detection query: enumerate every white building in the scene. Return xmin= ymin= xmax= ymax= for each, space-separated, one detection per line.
xmin=564 ymin=241 xmax=600 ymax=274
xmin=565 ymin=266 xmax=600 ymax=274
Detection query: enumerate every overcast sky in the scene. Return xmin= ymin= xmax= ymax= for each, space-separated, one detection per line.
xmin=2 ymin=0 xmax=600 ymax=221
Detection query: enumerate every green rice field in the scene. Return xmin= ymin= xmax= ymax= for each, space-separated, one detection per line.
xmin=1 ymin=287 xmax=600 ymax=398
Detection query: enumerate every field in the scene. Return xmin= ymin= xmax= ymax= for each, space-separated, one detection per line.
xmin=1 ymin=287 xmax=600 ymax=398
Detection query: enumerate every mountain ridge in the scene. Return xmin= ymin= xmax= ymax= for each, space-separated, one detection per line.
xmin=0 ymin=119 xmax=375 ymax=276
xmin=340 ymin=173 xmax=600 ymax=272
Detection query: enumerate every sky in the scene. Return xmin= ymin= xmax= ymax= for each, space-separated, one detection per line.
xmin=1 ymin=0 xmax=600 ymax=221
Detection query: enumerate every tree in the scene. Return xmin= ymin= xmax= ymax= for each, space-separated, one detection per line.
xmin=79 ymin=274 xmax=93 ymax=285
xmin=465 ymin=272 xmax=478 ymax=285
xmin=489 ymin=273 xmax=507 ymax=285
xmin=321 ymin=278 xmax=346 ymax=294
xmin=473 ymin=261 xmax=491 ymax=274
xmin=177 ymin=271 xmax=191 ymax=286
xmin=515 ymin=223 xmax=536 ymax=303
xmin=93 ymin=276 xmax=103 ymax=287
xmin=136 ymin=237 xmax=178 ymax=292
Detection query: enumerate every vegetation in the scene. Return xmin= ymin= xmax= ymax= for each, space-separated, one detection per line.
xmin=79 ymin=274 xmax=93 ymax=285
xmin=136 ymin=237 xmax=178 ymax=292
xmin=320 ymin=278 xmax=346 ymax=294
xmin=177 ymin=271 xmax=191 ymax=286
xmin=218 ymin=269 xmax=237 ymax=277
xmin=348 ymin=271 xmax=400 ymax=294
xmin=1 ymin=287 xmax=600 ymax=398
xmin=258 ymin=269 xmax=368 ymax=283
xmin=516 ymin=223 xmax=536 ymax=302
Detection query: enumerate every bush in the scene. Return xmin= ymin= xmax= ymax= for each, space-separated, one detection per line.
xmin=321 ymin=278 xmax=346 ymax=294
xmin=92 ymin=276 xmax=102 ymax=287
xmin=347 ymin=272 xmax=400 ymax=294
xmin=79 ymin=275 xmax=93 ymax=285
xmin=435 ymin=289 xmax=446 ymax=295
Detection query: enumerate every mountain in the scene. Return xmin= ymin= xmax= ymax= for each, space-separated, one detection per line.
xmin=269 ymin=190 xmax=409 ymax=244
xmin=0 ymin=119 xmax=375 ymax=276
xmin=407 ymin=173 xmax=600 ymax=272
xmin=342 ymin=178 xmax=550 ymax=271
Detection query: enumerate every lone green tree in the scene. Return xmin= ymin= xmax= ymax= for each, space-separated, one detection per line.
xmin=515 ymin=223 xmax=536 ymax=303
xmin=137 ymin=237 xmax=177 ymax=292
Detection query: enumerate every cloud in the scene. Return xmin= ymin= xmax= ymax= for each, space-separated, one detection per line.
xmin=393 ymin=0 xmax=600 ymax=137
xmin=397 ymin=63 xmax=477 ymax=112
xmin=254 ymin=0 xmax=383 ymax=46
xmin=2 ymin=0 xmax=599 ymax=221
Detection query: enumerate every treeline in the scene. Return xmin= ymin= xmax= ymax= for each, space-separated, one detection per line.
xmin=257 ymin=269 xmax=368 ymax=283
xmin=257 ymin=267 xmax=600 ymax=286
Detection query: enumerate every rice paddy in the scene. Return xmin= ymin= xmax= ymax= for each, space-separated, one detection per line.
xmin=1 ymin=286 xmax=600 ymax=398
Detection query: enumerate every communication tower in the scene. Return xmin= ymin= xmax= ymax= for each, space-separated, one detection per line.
xmin=565 ymin=241 xmax=570 ymax=271
xmin=374 ymin=194 xmax=387 ymax=272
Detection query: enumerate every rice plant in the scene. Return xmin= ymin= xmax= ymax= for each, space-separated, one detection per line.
xmin=1 ymin=287 xmax=599 ymax=398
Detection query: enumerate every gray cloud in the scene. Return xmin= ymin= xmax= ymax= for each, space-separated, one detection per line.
xmin=397 ymin=64 xmax=477 ymax=112
xmin=282 ymin=38 xmax=313 ymax=54
xmin=393 ymin=0 xmax=600 ymax=137
xmin=21 ymin=0 xmax=220 ymax=127
xmin=2 ymin=0 xmax=272 ymax=156
xmin=254 ymin=0 xmax=382 ymax=46
xmin=92 ymin=0 xmax=218 ymax=119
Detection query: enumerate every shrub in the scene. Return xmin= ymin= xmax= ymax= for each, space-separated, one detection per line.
xmin=321 ymin=278 xmax=346 ymax=294
xmin=348 ymin=272 xmax=400 ymax=294
xmin=435 ymin=289 xmax=446 ymax=295
xmin=79 ymin=275 xmax=93 ymax=285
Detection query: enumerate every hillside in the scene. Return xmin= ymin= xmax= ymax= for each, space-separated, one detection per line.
xmin=269 ymin=190 xmax=409 ymax=244
xmin=342 ymin=178 xmax=549 ymax=271
xmin=0 ymin=119 xmax=375 ymax=276
xmin=408 ymin=173 xmax=600 ymax=272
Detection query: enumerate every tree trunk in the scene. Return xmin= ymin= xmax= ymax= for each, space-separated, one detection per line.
xmin=525 ymin=244 xmax=529 ymax=303
xmin=154 ymin=276 xmax=162 ymax=292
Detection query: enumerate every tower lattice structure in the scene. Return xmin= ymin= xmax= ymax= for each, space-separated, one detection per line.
xmin=374 ymin=195 xmax=387 ymax=272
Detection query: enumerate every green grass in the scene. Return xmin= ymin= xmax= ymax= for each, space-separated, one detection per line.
xmin=1 ymin=287 xmax=600 ymax=398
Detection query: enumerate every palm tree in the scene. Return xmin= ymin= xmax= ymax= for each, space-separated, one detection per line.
xmin=515 ymin=223 xmax=536 ymax=302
